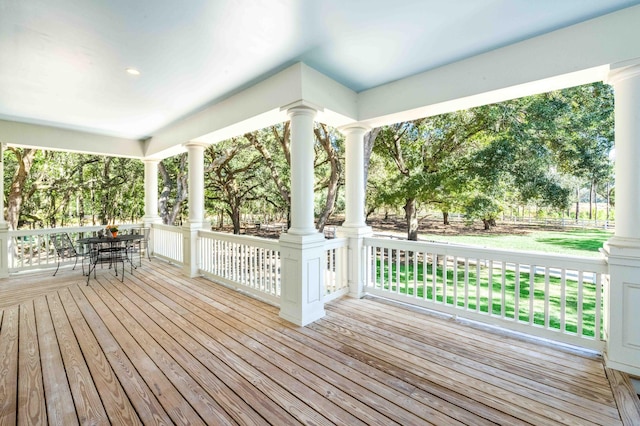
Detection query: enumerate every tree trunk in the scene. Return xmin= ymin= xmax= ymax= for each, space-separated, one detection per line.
xmin=230 ymin=205 xmax=241 ymax=234
xmin=442 ymin=211 xmax=450 ymax=226
xmin=363 ymin=128 xmax=380 ymax=190
xmin=315 ymin=124 xmax=342 ymax=232
xmin=7 ymin=148 xmax=37 ymax=230
xmin=404 ymin=198 xmax=418 ymax=241
xmin=588 ymin=181 xmax=594 ymax=220
xmin=482 ymin=219 xmax=491 ymax=230
xmin=158 ymin=155 xmax=188 ymax=225
xmin=246 ymin=129 xmax=291 ymax=216
xmin=606 ymin=181 xmax=610 ymax=222
xmin=594 ymin=184 xmax=598 ymax=221
xmin=575 ymin=187 xmax=580 ymax=222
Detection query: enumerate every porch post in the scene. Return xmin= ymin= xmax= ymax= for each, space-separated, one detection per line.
xmin=603 ymin=62 xmax=640 ymax=375
xmin=279 ymin=104 xmax=326 ymax=326
xmin=337 ymin=125 xmax=373 ymax=298
xmin=182 ymin=142 xmax=210 ymax=278
xmin=0 ymin=143 xmax=8 ymax=278
xmin=142 ymin=159 xmax=162 ymax=227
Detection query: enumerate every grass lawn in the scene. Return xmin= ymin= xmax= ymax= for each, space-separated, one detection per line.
xmin=373 ymin=251 xmax=603 ymax=338
xmin=419 ymin=228 xmax=612 ymax=258
xmin=367 ymin=221 xmax=608 ymax=338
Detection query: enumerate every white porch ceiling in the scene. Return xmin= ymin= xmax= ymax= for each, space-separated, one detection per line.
xmin=2 ymin=0 xmax=640 ymax=147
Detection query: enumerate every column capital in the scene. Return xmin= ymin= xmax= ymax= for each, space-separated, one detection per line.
xmin=183 ymin=141 xmax=209 ymax=150
xmin=280 ymin=100 xmax=322 ymax=118
xmin=607 ymin=62 xmax=640 ymax=85
xmin=338 ymin=123 xmax=371 ymax=136
xmin=142 ymin=158 xmax=161 ymax=165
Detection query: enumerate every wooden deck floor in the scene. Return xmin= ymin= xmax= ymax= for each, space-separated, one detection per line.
xmin=1 ymin=261 xmax=639 ymax=425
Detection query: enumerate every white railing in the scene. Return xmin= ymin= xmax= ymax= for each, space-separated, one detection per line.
xmin=363 ymin=237 xmax=608 ymax=351
xmin=7 ymin=224 xmax=141 ymax=273
xmin=198 ymin=230 xmax=281 ymax=305
xmin=151 ymin=224 xmax=184 ymax=265
xmin=323 ymin=237 xmax=349 ymax=302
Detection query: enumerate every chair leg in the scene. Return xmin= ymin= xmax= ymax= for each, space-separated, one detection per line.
xmin=53 ymin=258 xmax=61 ymax=276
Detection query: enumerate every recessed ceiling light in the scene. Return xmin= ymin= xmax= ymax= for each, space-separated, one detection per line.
xmin=126 ymin=68 xmax=141 ymax=76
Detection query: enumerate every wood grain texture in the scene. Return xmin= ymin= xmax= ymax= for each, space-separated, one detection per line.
xmin=0 ymin=259 xmax=638 ymax=424
xmin=18 ymin=301 xmax=47 ymax=425
xmin=606 ymin=368 xmax=640 ymax=426
xmin=0 ymin=306 xmax=19 ymax=426
xmin=33 ymin=296 xmax=78 ymax=426
xmin=47 ymin=292 xmax=109 ymax=424
xmin=56 ymin=288 xmax=142 ymax=425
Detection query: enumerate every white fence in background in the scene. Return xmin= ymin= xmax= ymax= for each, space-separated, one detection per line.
xmin=363 ymin=237 xmax=608 ymax=351
xmin=151 ymin=223 xmax=184 ymax=265
xmin=323 ymin=237 xmax=349 ymax=302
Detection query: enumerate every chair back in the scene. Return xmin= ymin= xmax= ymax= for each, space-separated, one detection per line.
xmin=51 ymin=233 xmax=78 ymax=259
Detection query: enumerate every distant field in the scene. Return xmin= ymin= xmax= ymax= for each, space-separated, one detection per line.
xmin=418 ymin=228 xmax=612 ymax=257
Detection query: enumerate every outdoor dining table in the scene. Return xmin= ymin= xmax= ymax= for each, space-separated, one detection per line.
xmin=78 ymin=234 xmax=143 ymax=283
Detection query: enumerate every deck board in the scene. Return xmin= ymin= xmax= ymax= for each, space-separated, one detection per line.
xmin=18 ymin=301 xmax=47 ymax=425
xmin=34 ymin=296 xmax=78 ymax=426
xmin=0 ymin=259 xmax=638 ymax=425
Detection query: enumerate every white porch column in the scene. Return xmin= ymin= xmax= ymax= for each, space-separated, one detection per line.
xmin=287 ymin=106 xmax=318 ymax=235
xmin=142 ymin=159 xmax=162 ymax=227
xmin=603 ymin=62 xmax=640 ymax=375
xmin=0 ymin=143 xmax=8 ymax=278
xmin=337 ymin=125 xmax=373 ymax=298
xmin=279 ymin=104 xmax=326 ymax=326
xmin=182 ymin=142 xmax=210 ymax=278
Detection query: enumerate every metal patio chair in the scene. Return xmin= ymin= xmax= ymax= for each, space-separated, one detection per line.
xmin=51 ymin=233 xmax=91 ymax=276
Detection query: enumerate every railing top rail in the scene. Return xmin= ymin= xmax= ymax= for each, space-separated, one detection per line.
xmin=323 ymin=237 xmax=348 ymax=249
xmin=150 ymin=223 xmax=181 ymax=232
xmin=9 ymin=224 xmax=141 ymax=237
xmin=364 ymin=236 xmax=608 ymax=273
xmin=198 ymin=229 xmax=280 ymax=251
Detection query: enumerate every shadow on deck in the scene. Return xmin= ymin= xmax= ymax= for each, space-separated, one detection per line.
xmin=1 ymin=260 xmax=639 ymax=425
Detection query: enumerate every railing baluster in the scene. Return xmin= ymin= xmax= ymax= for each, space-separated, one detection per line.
xmin=578 ymin=271 xmax=584 ymax=336
xmin=453 ymin=256 xmax=458 ymax=308
xmin=515 ymin=264 xmax=520 ymax=322
xmin=561 ymin=269 xmax=567 ymax=333
xmin=529 ymin=264 xmax=536 ymax=325
xmin=595 ymin=273 xmax=602 ymax=341
xmin=488 ymin=260 xmax=493 ymax=315
xmin=431 ymin=253 xmax=437 ymax=303
xmin=501 ymin=262 xmax=506 ymax=318
xmin=442 ymin=255 xmax=448 ymax=305
xmin=464 ymin=258 xmax=470 ymax=309
xmin=475 ymin=259 xmax=481 ymax=313
xmin=544 ymin=267 xmax=550 ymax=329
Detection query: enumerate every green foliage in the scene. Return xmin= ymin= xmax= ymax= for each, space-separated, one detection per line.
xmin=370 ymin=82 xmax=614 ymax=234
xmin=3 ymin=148 xmax=143 ymax=228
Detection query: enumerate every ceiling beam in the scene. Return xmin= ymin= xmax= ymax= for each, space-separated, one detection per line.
xmin=0 ymin=119 xmax=144 ymax=158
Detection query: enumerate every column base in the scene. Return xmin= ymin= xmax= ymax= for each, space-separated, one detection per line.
xmin=337 ymin=225 xmax=373 ymax=299
xmin=602 ymin=236 xmax=640 ymax=375
xmin=181 ymin=221 xmax=210 ymax=278
xmin=278 ymin=232 xmax=327 ymax=326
